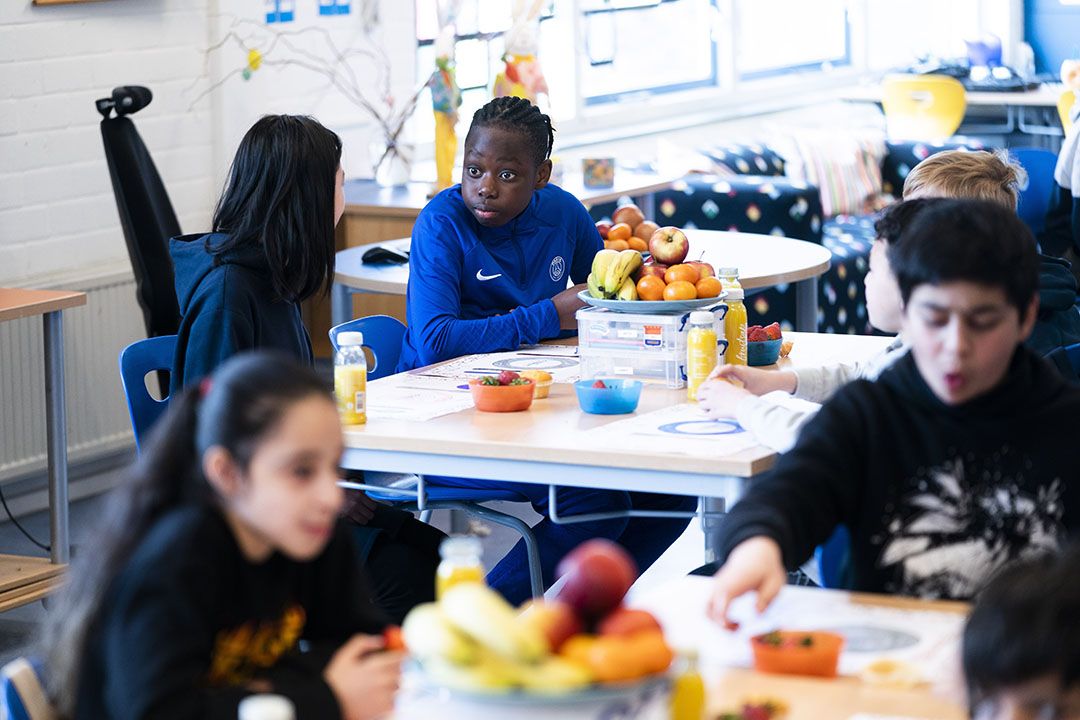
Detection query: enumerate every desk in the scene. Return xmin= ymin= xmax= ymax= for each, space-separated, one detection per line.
xmin=332 ymin=230 xmax=833 ymax=331
xmin=342 ymin=331 xmax=892 ymax=562
xmin=0 ymin=288 xmax=87 ymax=607
xmin=840 ymin=82 xmax=1067 ymax=138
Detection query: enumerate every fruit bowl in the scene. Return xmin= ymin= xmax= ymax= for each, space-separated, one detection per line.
xmin=574 ymin=379 xmax=642 ymax=415
xmin=747 ymin=339 xmax=783 ymax=366
xmin=577 ymin=290 xmax=725 ymax=315
xmin=750 ymin=630 xmax=844 ymax=678
xmin=469 ymin=379 xmax=535 ymax=412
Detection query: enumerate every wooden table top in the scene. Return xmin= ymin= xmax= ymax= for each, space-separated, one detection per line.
xmin=343 ymin=332 xmax=892 ymax=479
xmin=335 ymin=229 xmax=832 ymax=295
xmin=0 ymin=287 xmax=87 ymax=322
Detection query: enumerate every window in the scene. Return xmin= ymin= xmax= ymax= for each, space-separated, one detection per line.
xmin=734 ymin=0 xmax=850 ymax=80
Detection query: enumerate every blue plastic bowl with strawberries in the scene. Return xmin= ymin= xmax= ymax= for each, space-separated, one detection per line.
xmin=747 ymin=322 xmax=783 ymax=366
xmin=574 ymin=378 xmax=643 ymax=415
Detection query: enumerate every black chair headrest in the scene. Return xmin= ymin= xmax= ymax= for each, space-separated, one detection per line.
xmin=95 ymin=86 xmax=153 ymax=119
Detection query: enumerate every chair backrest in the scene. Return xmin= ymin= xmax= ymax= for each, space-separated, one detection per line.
xmin=1065 ymin=342 xmax=1080 ymax=377
xmin=881 ymin=74 xmax=967 ymax=142
xmin=118 ymin=335 xmax=178 ymax=451
xmin=1 ymin=657 xmax=57 ymax=720
xmin=328 ymin=316 xmax=406 ymax=380
xmin=1011 ymin=146 xmax=1060 ymax=236
xmin=815 ymin=525 xmax=852 ymax=590
xmin=100 ymin=111 xmax=182 ymax=339
xmin=1059 ymin=90 xmax=1076 ymax=133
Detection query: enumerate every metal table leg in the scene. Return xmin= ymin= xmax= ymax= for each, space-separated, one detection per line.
xmin=701 ymin=496 xmax=726 ymax=566
xmin=43 ymin=311 xmax=69 ymax=564
xmin=795 ymin=276 xmax=819 ymax=332
xmin=332 ymin=282 xmax=356 ymax=328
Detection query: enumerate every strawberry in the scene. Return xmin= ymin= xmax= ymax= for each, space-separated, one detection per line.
xmin=497 ymin=370 xmax=520 ymax=386
xmin=763 ymin=322 xmax=782 ymax=341
xmin=748 ymin=327 xmax=769 ymax=342
xmin=592 ymin=380 xmax=607 ymax=389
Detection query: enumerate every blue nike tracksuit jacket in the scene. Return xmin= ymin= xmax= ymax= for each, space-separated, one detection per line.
xmin=397 ymin=184 xmax=602 ymax=371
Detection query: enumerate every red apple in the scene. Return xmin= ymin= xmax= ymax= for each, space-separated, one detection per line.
xmin=595 ymin=221 xmax=612 ymax=240
xmin=598 ymin=608 xmax=663 ymax=637
xmin=612 ymin=204 xmax=645 ymax=229
xmin=519 ymin=599 xmax=583 ymax=652
xmin=554 ymin=539 xmax=638 ymax=621
xmin=638 ymin=263 xmax=668 ymax=280
xmin=687 ymin=260 xmax=715 ymax=279
xmin=648 ymin=227 xmax=690 ymax=266
xmin=633 ymin=220 xmax=660 ymax=242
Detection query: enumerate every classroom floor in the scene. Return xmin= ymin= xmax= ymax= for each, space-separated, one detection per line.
xmin=0 ymin=477 xmax=708 ymax=666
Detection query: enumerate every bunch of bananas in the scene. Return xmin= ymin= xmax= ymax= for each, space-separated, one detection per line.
xmin=587 ymin=249 xmax=643 ymax=301
xmin=402 ymin=584 xmax=593 ymax=695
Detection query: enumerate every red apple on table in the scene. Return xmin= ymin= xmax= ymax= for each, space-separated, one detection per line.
xmin=554 ymin=539 xmax=638 ymax=621
xmin=598 ymin=608 xmax=663 ymax=637
xmin=638 ymin=263 xmax=668 ymax=280
xmin=612 ymin=204 xmax=646 ymax=229
xmin=633 ymin=220 xmax=660 ymax=243
xmin=648 ymin=226 xmax=690 ymax=266
xmin=519 ymin=599 xmax=584 ymax=652
xmin=595 ymin=221 xmax=612 ymax=240
xmin=687 ymin=260 xmax=715 ymax=279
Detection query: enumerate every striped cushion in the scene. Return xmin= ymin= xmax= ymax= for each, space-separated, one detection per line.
xmin=782 ymin=130 xmax=888 ymax=216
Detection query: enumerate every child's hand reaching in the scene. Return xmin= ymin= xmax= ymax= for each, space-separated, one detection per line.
xmin=696 ymin=375 xmax=754 ymax=418
xmin=324 ymin=635 xmax=404 ymax=720
xmin=706 ymin=365 xmax=798 ymax=396
xmin=553 ymin=284 xmax=589 ymax=329
xmin=707 ymin=536 xmax=786 ymax=630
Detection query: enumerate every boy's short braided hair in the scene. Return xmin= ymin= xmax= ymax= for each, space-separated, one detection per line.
xmin=468 ymin=96 xmax=554 ymax=167
xmin=902 ymin=149 xmax=1026 ymax=211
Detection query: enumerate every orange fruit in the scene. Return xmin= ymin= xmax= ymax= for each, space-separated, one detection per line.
xmin=608 ymin=223 xmax=633 ymax=241
xmin=560 ymin=634 xmax=599 ymax=666
xmin=695 ymin=276 xmax=722 ymax=298
xmin=627 ymin=630 xmax=674 ymax=674
xmin=664 ymin=264 xmax=700 ymax=285
xmin=636 ymin=275 xmax=666 ymax=301
xmin=585 ymin=636 xmax=647 ymax=683
xmin=627 ymin=236 xmax=648 ymax=252
xmin=607 ymin=239 xmax=629 ymax=251
xmin=663 ymin=280 xmax=696 ymax=301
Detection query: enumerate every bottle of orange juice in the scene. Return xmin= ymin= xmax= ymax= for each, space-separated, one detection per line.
xmin=723 ymin=287 xmax=748 ymax=366
xmin=686 ymin=311 xmax=718 ymax=401
xmin=436 ymin=536 xmax=485 ymax=599
xmin=334 ymin=331 xmax=367 ymax=425
xmin=670 ymin=649 xmax=706 ymax=720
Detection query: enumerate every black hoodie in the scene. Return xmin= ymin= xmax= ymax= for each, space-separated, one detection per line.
xmin=717 ymin=348 xmax=1080 ymax=601
xmin=1029 ymin=252 xmax=1080 ymax=356
xmin=169 ymin=233 xmax=313 ymax=395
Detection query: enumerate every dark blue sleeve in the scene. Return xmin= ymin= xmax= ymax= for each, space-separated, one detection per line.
xmin=570 ymin=202 xmax=603 ymax=284
xmin=179 ymin=308 xmax=254 ymax=389
xmin=405 ymin=214 xmax=559 ymax=367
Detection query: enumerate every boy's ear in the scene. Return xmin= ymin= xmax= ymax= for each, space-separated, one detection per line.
xmin=202 ymin=446 xmax=242 ymax=498
xmin=1018 ymin=294 xmax=1040 ymax=340
xmin=534 ymin=159 xmax=552 ymax=189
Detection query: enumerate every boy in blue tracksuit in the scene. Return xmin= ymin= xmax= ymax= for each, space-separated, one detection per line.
xmin=398 ymin=97 xmax=696 ymax=604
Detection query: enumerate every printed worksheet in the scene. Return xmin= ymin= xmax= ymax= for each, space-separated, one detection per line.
xmin=586 ymin=403 xmax=759 ymax=457
xmin=366 ymin=385 xmax=474 ymax=422
xmin=414 ymin=350 xmax=581 ymax=383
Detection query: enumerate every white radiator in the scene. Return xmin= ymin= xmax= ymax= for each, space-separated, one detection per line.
xmin=0 ymin=271 xmax=145 ymax=483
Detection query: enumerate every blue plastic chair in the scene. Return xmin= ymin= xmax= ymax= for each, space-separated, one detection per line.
xmin=1 ymin=657 xmax=55 ymax=720
xmin=815 ymin=525 xmax=851 ymax=589
xmin=329 ymin=316 xmax=545 ymax=597
xmin=1064 ymin=342 xmax=1080 ymax=376
xmin=1012 ymin=147 xmax=1059 ymax=237
xmin=118 ymin=334 xmax=177 ymax=452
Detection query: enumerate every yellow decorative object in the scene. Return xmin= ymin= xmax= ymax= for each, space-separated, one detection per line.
xmin=246 ymin=48 xmax=262 ymax=72
xmin=493 ymin=53 xmax=548 ymax=104
xmin=1059 ymin=90 xmax=1076 ymax=133
xmin=881 ymin=74 xmax=966 ymax=142
xmin=434 ymin=112 xmax=458 ymax=191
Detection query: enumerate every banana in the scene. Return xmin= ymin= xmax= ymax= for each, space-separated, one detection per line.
xmin=590 ymin=249 xmax=619 ymax=293
xmin=616 ymin=276 xmax=638 ymax=301
xmin=401 ymin=602 xmax=479 ymax=665
xmin=423 ymin=654 xmax=518 ymax=694
xmin=605 ymin=249 xmax=643 ymax=295
xmin=440 ymin=584 xmax=547 ymax=663
xmin=518 ymin=657 xmax=593 ymax=695
xmin=587 ymin=272 xmax=605 ymax=299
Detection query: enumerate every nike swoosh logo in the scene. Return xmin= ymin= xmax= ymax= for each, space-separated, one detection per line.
xmin=476 ymin=270 xmax=502 ymax=281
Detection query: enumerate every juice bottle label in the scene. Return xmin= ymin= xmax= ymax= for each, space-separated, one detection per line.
xmin=335 ymin=366 xmax=367 ymax=425
xmin=724 ymin=301 xmax=748 ymax=366
xmin=686 ymin=327 xmax=718 ymax=401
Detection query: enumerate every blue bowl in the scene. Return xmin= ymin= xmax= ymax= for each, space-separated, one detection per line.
xmin=747 ymin=339 xmax=783 ymax=366
xmin=574 ymin=379 xmax=643 ymax=415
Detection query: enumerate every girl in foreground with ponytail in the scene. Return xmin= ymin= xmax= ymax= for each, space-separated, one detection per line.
xmin=38 ymin=352 xmax=401 ymax=720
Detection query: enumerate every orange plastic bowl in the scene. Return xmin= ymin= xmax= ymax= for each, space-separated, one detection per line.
xmin=750 ymin=630 xmax=844 ymax=678
xmin=468 ymin=379 xmax=535 ymax=412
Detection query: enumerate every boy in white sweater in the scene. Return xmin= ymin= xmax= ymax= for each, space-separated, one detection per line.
xmin=697 ymin=150 xmax=1026 ymax=451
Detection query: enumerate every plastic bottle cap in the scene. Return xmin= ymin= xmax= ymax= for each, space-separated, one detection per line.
xmin=238 ymin=695 xmax=296 ymax=720
xmin=337 ymin=331 xmax=364 ymax=346
xmin=440 ymin=535 xmax=483 ymax=560
xmin=689 ymin=311 xmax=715 ymax=324
xmin=726 ymin=288 xmax=744 ymax=300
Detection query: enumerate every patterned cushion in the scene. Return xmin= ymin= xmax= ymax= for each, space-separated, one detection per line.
xmin=780 ymin=130 xmax=889 ymax=216
xmin=819 ymin=215 xmax=877 ymax=335
xmin=696 ymin=142 xmax=787 ymax=177
xmin=880 ymin=139 xmax=985 ymax=196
